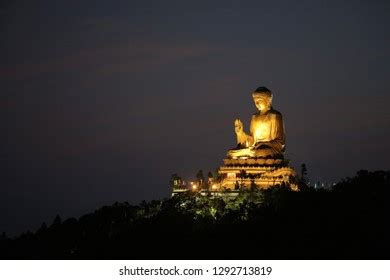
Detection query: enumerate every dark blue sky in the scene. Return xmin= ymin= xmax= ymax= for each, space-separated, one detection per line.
xmin=1 ymin=0 xmax=390 ymax=235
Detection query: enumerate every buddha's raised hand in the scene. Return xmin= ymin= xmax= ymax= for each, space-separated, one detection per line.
xmin=234 ymin=119 xmax=244 ymax=134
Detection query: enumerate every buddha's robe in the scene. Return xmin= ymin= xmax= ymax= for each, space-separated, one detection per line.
xmin=227 ymin=109 xmax=285 ymax=158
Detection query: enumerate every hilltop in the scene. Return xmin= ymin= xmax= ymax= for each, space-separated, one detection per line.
xmin=1 ymin=170 xmax=389 ymax=259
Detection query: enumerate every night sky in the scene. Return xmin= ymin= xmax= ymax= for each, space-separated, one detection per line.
xmin=1 ymin=0 xmax=390 ymax=235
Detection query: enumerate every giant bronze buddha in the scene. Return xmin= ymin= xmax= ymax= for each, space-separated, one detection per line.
xmin=227 ymin=87 xmax=285 ymax=159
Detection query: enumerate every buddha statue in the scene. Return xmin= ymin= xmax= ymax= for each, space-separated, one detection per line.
xmin=227 ymin=87 xmax=285 ymax=159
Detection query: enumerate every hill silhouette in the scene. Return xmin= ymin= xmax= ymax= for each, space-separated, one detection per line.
xmin=1 ymin=170 xmax=389 ymax=259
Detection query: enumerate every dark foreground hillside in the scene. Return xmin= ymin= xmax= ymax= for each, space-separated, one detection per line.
xmin=1 ymin=170 xmax=389 ymax=259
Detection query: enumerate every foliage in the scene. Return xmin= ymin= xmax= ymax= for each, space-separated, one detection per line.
xmin=1 ymin=170 xmax=389 ymax=259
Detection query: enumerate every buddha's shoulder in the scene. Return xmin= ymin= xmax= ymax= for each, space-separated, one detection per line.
xmin=269 ymin=109 xmax=282 ymax=116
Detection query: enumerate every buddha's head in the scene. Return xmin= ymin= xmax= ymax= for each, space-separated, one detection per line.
xmin=252 ymin=87 xmax=272 ymax=112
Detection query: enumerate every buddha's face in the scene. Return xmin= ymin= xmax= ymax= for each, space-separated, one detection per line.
xmin=253 ymin=97 xmax=271 ymax=111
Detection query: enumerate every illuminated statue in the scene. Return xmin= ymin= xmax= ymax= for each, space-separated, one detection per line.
xmin=227 ymin=87 xmax=285 ymax=159
xmin=171 ymin=85 xmax=298 ymax=196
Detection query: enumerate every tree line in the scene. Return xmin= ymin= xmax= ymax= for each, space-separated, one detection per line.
xmin=1 ymin=170 xmax=389 ymax=259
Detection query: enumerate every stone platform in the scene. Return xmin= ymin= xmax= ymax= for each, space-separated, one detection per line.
xmin=218 ymin=158 xmax=297 ymax=191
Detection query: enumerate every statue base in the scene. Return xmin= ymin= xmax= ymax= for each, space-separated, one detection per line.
xmin=217 ymin=158 xmax=298 ymax=191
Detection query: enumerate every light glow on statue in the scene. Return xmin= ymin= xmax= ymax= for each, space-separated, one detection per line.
xmin=171 ymin=86 xmax=298 ymax=196
xmin=228 ymin=88 xmax=285 ymax=159
xmin=218 ymin=86 xmax=297 ymax=190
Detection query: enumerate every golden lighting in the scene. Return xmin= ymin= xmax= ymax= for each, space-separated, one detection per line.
xmin=227 ymin=88 xmax=284 ymax=159
xmin=215 ymin=87 xmax=297 ymax=192
xmin=192 ymin=185 xmax=197 ymax=190
xmin=253 ymin=123 xmax=269 ymax=140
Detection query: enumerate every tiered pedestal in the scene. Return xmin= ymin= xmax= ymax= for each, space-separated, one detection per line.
xmin=218 ymin=158 xmax=297 ymax=190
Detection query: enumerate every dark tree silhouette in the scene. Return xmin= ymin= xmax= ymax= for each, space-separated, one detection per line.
xmin=207 ymin=171 xmax=213 ymax=183
xmin=300 ymin=163 xmax=307 ymax=183
xmin=196 ymin=170 xmax=205 ymax=188
xmin=1 ymin=170 xmax=389 ymax=260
